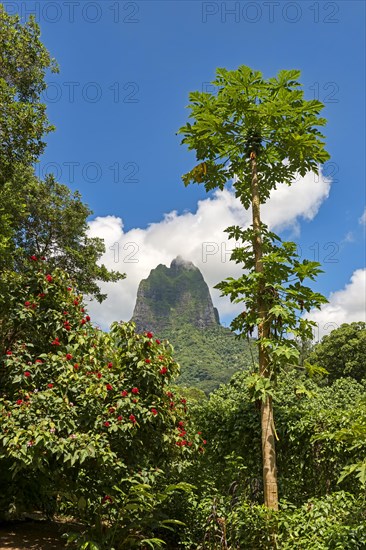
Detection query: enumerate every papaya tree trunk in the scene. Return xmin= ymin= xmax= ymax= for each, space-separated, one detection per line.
xmin=250 ymin=151 xmax=279 ymax=510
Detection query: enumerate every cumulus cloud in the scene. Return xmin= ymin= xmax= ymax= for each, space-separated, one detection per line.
xmin=305 ymin=268 xmax=366 ymax=341
xmin=87 ymin=168 xmax=331 ymax=329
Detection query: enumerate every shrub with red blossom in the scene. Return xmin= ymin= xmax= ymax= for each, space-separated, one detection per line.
xmin=0 ymin=259 xmax=200 ymax=547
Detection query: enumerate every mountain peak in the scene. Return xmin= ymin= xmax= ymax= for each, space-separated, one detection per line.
xmin=170 ymin=256 xmax=196 ymax=271
xmin=131 ymin=257 xmax=220 ymax=334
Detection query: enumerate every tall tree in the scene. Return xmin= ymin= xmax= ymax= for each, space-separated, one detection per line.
xmin=178 ymin=66 xmax=330 ymax=509
xmin=0 ymin=3 xmax=57 ymax=258
xmin=0 ymin=5 xmax=124 ymax=301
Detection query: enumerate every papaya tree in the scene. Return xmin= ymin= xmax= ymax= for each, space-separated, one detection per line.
xmin=178 ymin=66 xmax=330 ymax=509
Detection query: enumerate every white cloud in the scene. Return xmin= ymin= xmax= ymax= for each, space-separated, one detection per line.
xmin=87 ymin=168 xmax=331 ymax=330
xmin=359 ymin=207 xmax=366 ymax=226
xmin=305 ymin=268 xmax=366 ymax=341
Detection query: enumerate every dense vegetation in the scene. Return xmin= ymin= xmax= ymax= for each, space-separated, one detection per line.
xmin=165 ymin=324 xmax=256 ymax=394
xmin=0 ymin=5 xmax=365 ymax=549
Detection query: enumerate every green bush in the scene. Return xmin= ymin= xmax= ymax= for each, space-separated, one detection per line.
xmin=178 ymin=491 xmax=366 ymax=549
xmin=228 ymin=491 xmax=366 ymax=549
xmin=0 ymin=258 xmax=203 ymax=548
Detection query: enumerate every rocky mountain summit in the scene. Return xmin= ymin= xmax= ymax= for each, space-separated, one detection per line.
xmin=131 ymin=256 xmax=220 ymax=334
xmin=130 ymin=256 xmax=255 ymax=394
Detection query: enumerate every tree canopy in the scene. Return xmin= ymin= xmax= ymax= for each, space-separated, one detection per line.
xmin=309 ymin=322 xmax=366 ymax=383
xmin=0 ymin=5 xmax=57 ymax=185
xmin=180 ymin=66 xmax=329 ymax=207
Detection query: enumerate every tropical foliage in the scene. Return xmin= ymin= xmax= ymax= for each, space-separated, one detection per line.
xmin=0 ymin=258 xmax=202 ymax=548
xmin=1 ymin=5 xmax=365 ymax=549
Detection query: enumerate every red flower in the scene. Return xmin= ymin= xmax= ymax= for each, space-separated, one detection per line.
xmin=102 ymin=495 xmax=112 ymax=503
xmin=38 ymin=292 xmax=45 ymax=298
xmin=30 ymin=255 xmax=38 ymax=261
xmin=151 ymin=408 xmax=158 ymax=416
xmin=117 ymin=415 xmax=123 ymax=421
xmin=24 ymin=371 xmax=31 ymax=377
xmin=6 ymin=350 xmax=12 ymax=356
xmin=181 ymin=398 xmax=187 ymax=405
xmin=35 ymin=359 xmax=43 ymax=364
xmin=51 ymin=338 xmax=60 ymax=346
xmin=31 ymin=303 xmax=37 ymax=309
xmin=86 ymin=315 xmax=91 ymax=322
xmin=97 ymin=372 xmax=102 ymax=379
xmin=73 ymin=299 xmax=79 ymax=306
xmin=41 ymin=256 xmax=46 ymax=260
xmin=166 ymin=391 xmax=173 ymax=398
xmin=160 ymin=367 xmax=168 ymax=375
xmin=156 ymin=339 xmax=161 ymax=344
xmin=203 ymin=440 xmax=207 ymax=445
xmin=178 ymin=421 xmax=184 ymax=427
xmin=16 ymin=399 xmax=23 ymax=405
xmin=107 ymin=362 xmax=113 ymax=368
xmin=106 ymin=384 xmax=113 ymax=391
xmin=24 ymin=301 xmax=31 ymax=307
xmin=63 ymin=311 xmax=68 ymax=315
xmin=197 ymin=431 xmax=202 ymax=435
xmin=181 ymin=440 xmax=187 ymax=446
xmin=121 ymin=390 xmax=128 ymax=397
xmin=80 ymin=307 xmax=85 ymax=313
xmin=169 ymin=401 xmax=175 ymax=408
xmin=146 ymin=332 xmax=153 ymax=338
xmin=188 ymin=441 xmax=193 ymax=447
xmin=131 ymin=387 xmax=139 ymax=394
xmin=132 ymin=398 xmax=138 ymax=403
xmin=129 ymin=414 xmax=136 ymax=424
xmin=109 ymin=407 xmax=116 ymax=413
xmin=145 ymin=358 xmax=151 ymax=364
xmin=66 ymin=353 xmax=73 ymax=360
xmin=47 ymin=383 xmax=54 ymax=388
xmin=74 ymin=364 xmax=79 ymax=370
xmin=104 ymin=421 xmax=110 ymax=428
xmin=45 ymin=274 xmax=53 ymax=282
xmin=159 ymin=355 xmax=164 ymax=361
xmin=67 ymin=287 xmax=72 ymax=291
xmin=81 ymin=319 xmax=86 ymax=325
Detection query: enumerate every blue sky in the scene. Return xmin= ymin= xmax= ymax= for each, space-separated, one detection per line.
xmin=6 ymin=0 xmax=366 ymax=332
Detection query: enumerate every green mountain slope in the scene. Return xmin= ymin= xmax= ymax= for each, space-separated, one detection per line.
xmin=160 ymin=323 xmax=256 ymax=394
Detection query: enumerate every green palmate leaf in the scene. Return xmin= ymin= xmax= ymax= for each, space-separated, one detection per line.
xmin=304 ymin=360 xmax=329 ymax=378
xmin=338 ymin=461 xmax=366 ymax=488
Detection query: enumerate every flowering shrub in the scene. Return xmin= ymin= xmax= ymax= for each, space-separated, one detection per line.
xmin=0 ymin=259 xmax=202 ymax=548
